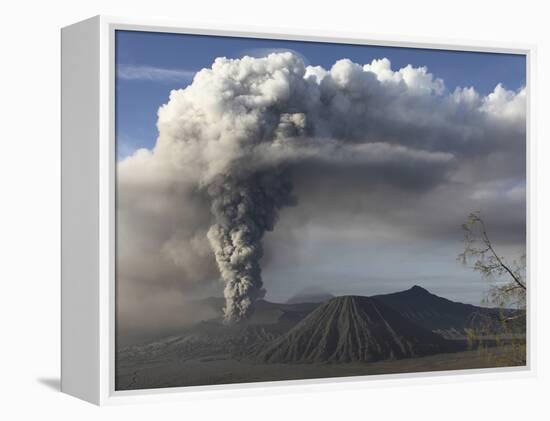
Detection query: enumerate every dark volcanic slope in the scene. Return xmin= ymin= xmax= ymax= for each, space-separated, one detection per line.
xmin=256 ymin=296 xmax=454 ymax=364
xmin=373 ymin=285 xmax=525 ymax=335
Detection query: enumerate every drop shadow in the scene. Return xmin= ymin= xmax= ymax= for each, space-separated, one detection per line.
xmin=37 ymin=377 xmax=61 ymax=392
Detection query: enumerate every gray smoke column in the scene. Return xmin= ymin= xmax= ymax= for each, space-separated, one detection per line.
xmin=207 ymin=171 xmax=295 ymax=322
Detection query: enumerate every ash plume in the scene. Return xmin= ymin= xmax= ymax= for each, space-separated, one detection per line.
xmin=207 ymin=171 xmax=295 ymax=322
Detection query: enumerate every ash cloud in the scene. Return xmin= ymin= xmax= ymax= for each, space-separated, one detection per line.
xmin=117 ymin=52 xmax=526 ymax=325
xmin=206 ymin=171 xmax=296 ymax=322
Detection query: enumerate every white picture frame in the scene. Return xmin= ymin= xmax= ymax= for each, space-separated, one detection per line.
xmin=61 ymin=15 xmax=535 ymax=405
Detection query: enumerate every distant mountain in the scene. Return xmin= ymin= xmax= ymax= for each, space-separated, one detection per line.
xmin=373 ymin=285 xmax=525 ymax=337
xmin=196 ymin=297 xmax=320 ymax=326
xmin=255 ymin=296 xmax=456 ymax=364
xmin=286 ymin=292 xmax=335 ymax=304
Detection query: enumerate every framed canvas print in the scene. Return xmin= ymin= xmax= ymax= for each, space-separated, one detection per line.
xmin=61 ymin=16 xmax=532 ymax=405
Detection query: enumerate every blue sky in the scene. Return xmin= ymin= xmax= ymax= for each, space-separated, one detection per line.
xmin=115 ymin=30 xmax=526 ymax=160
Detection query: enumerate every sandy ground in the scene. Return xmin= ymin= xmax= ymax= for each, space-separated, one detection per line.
xmin=116 ymin=345 xmax=525 ymax=391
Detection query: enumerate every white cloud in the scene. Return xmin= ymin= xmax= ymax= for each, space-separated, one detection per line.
xmin=482 ymin=83 xmax=526 ymax=120
xmin=304 ymin=65 xmax=328 ymax=84
xmin=240 ymin=47 xmax=310 ymax=66
xmin=117 ymin=64 xmax=196 ymax=83
xmin=362 ymin=57 xmax=445 ymax=94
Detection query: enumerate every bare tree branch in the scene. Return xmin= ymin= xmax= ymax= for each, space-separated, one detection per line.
xmin=458 ymin=212 xmax=526 ymax=309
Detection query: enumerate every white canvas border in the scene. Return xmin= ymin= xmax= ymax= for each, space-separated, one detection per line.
xmin=92 ymin=15 xmax=535 ymax=405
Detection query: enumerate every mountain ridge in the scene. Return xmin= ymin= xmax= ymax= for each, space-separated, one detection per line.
xmin=255 ymin=295 xmax=455 ymax=363
xmin=373 ymin=285 xmax=524 ymax=336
